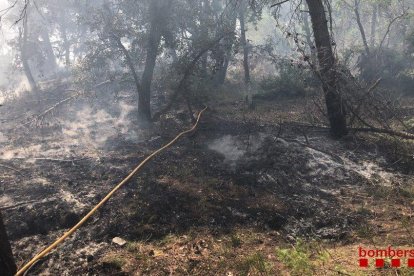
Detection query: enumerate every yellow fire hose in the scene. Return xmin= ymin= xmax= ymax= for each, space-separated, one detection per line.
xmin=15 ymin=107 xmax=208 ymax=276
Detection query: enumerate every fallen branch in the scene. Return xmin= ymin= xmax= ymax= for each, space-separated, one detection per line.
xmin=0 ymin=163 xmax=23 ymax=175
xmin=351 ymin=127 xmax=414 ymax=140
xmin=33 ymin=157 xmax=90 ymax=162
xmin=0 ymin=198 xmax=58 ymax=211
xmin=22 ymin=93 xmax=79 ymax=127
xmin=271 ymin=0 xmax=290 ymax=7
xmin=0 ymin=200 xmax=38 ymax=211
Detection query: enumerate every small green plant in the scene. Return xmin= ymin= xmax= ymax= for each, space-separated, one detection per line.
xmin=397 ymin=186 xmax=414 ymax=199
xmin=356 ymin=224 xmax=375 ymax=239
xmin=104 ymin=255 xmax=126 ymax=269
xmin=276 ymin=239 xmax=329 ymax=276
xmin=356 ymin=203 xmax=371 ymax=216
xmin=230 ymin=234 xmax=242 ymax=248
xmin=239 ymin=252 xmax=271 ymax=275
xmin=126 ymin=242 xmax=139 ymax=252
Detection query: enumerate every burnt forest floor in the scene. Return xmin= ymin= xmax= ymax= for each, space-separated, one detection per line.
xmin=1 ymin=87 xmax=414 ymax=275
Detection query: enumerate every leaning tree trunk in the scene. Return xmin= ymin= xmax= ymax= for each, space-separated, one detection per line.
xmin=213 ymin=17 xmax=236 ymax=86
xmin=370 ymin=3 xmax=377 ymax=48
xmin=62 ymin=28 xmax=71 ymax=66
xmin=199 ymin=0 xmax=210 ymax=79
xmin=20 ymin=17 xmax=37 ymax=92
xmin=60 ymin=14 xmax=71 ymax=66
xmin=0 ymin=212 xmax=16 ymax=276
xmin=354 ymin=0 xmax=370 ymax=56
xmin=306 ymin=0 xmax=348 ymax=138
xmin=115 ymin=36 xmax=143 ymax=109
xmin=302 ymin=11 xmax=317 ymax=65
xmin=40 ymin=28 xmax=58 ymax=73
xmin=239 ymin=1 xmax=254 ymax=109
xmin=139 ymin=0 xmax=168 ymax=122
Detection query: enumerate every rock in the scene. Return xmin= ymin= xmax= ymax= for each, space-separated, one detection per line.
xmin=86 ymin=255 xmax=94 ymax=262
xmin=112 ymin=237 xmax=127 ymax=246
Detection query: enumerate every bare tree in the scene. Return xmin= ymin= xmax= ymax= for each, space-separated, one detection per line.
xmin=305 ymin=0 xmax=348 ymax=138
xmin=19 ymin=14 xmax=37 ymax=91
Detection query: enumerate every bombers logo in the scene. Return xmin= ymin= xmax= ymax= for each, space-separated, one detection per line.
xmin=358 ymin=246 xmax=414 ymax=268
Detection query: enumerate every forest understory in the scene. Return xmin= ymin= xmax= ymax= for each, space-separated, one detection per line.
xmin=1 ymin=86 xmax=414 ymax=276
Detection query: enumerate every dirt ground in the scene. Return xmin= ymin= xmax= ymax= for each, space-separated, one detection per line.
xmin=1 ymin=87 xmax=414 ymax=275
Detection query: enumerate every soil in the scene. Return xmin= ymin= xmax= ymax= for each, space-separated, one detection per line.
xmin=1 ymin=88 xmax=414 ymax=275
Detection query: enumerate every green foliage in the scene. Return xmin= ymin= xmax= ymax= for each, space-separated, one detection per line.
xmin=230 ymin=234 xmax=242 ymax=248
xmin=239 ymin=252 xmax=272 ymax=276
xmin=358 ymin=48 xmax=414 ymax=95
xmin=356 ymin=224 xmax=375 ymax=239
xmin=276 ymin=239 xmax=329 ymax=276
xmin=255 ymin=61 xmax=317 ymax=100
xmin=103 ymin=255 xmax=126 ymax=269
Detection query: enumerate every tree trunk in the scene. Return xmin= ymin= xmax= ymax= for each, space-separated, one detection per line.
xmin=61 ymin=15 xmax=71 ymax=66
xmin=40 ymin=28 xmax=58 ymax=72
xmin=200 ymin=53 xmax=208 ymax=78
xmin=239 ymin=1 xmax=254 ymax=109
xmin=306 ymin=0 xmax=348 ymax=138
xmin=139 ymin=0 xmax=168 ymax=122
xmin=62 ymin=30 xmax=71 ymax=66
xmin=216 ymin=57 xmax=229 ymax=85
xmin=212 ymin=14 xmax=236 ymax=87
xmin=20 ymin=17 xmax=37 ymax=92
xmin=0 ymin=212 xmax=16 ymax=276
xmin=239 ymin=4 xmax=250 ymax=85
xmin=163 ymin=30 xmax=178 ymax=63
xmin=353 ymin=0 xmax=370 ymax=56
xmin=370 ymin=3 xmax=377 ymax=48
xmin=302 ymin=11 xmax=317 ymax=64
xmin=114 ymin=36 xmax=142 ymax=105
xmin=199 ymin=0 xmax=210 ymax=79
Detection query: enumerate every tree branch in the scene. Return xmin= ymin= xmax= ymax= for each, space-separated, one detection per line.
xmin=271 ymin=0 xmax=290 ymax=7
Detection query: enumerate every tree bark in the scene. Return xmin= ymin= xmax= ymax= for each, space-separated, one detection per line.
xmin=139 ymin=0 xmax=169 ymax=122
xmin=370 ymin=3 xmax=377 ymax=48
xmin=213 ymin=56 xmax=229 ymax=86
xmin=20 ymin=16 xmax=37 ymax=92
xmin=40 ymin=28 xmax=58 ymax=72
xmin=353 ymin=0 xmax=370 ymax=56
xmin=60 ymin=15 xmax=71 ymax=66
xmin=62 ymin=29 xmax=71 ymax=66
xmin=199 ymin=0 xmax=210 ymax=78
xmin=114 ymin=36 xmax=142 ymax=104
xmin=163 ymin=29 xmax=178 ymax=63
xmin=302 ymin=11 xmax=317 ymax=64
xmin=0 ymin=212 xmax=16 ymax=276
xmin=239 ymin=3 xmax=250 ymax=85
xmin=305 ymin=0 xmax=348 ymax=138
xmin=212 ymin=4 xmax=236 ymax=87
xmin=239 ymin=1 xmax=254 ymax=109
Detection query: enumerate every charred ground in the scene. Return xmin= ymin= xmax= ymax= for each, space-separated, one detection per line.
xmin=1 ymin=89 xmax=414 ymax=275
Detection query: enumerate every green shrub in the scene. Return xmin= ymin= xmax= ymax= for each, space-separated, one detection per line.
xmin=357 ymin=47 xmax=414 ymax=95
xmin=276 ymin=239 xmax=329 ymax=276
xmin=255 ymin=60 xmax=317 ymax=100
xmin=239 ymin=252 xmax=272 ymax=275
